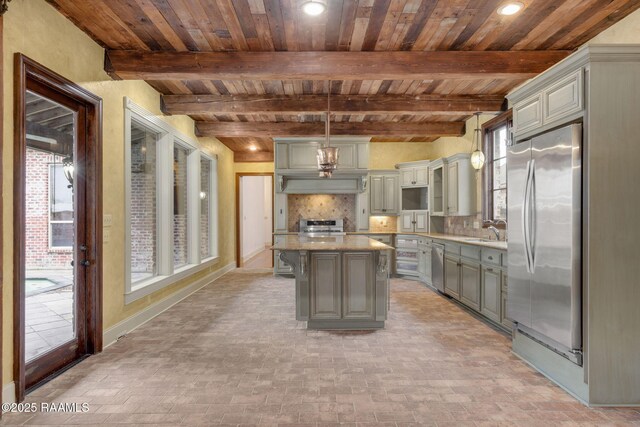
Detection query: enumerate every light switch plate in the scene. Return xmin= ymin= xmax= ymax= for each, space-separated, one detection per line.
xmin=103 ymin=229 xmax=110 ymax=243
xmin=473 ymin=221 xmax=480 ymax=229
xmin=104 ymin=214 xmax=113 ymax=227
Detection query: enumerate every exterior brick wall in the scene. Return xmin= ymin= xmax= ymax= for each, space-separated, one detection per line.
xmin=130 ymin=137 xmax=157 ymax=275
xmin=173 ymin=147 xmax=188 ymax=267
xmin=25 ymin=148 xmax=73 ymax=270
xmin=200 ymin=159 xmax=211 ymax=258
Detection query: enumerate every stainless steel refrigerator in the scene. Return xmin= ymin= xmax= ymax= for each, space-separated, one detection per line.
xmin=507 ymin=123 xmax=582 ymax=365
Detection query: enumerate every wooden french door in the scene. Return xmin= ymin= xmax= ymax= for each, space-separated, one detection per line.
xmin=14 ymin=55 xmax=103 ymax=399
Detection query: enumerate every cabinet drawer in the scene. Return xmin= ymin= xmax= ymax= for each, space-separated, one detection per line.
xmin=482 ymin=249 xmax=502 ymax=266
xmin=461 ymin=245 xmax=481 ymax=260
xmin=543 ymin=69 xmax=583 ymax=124
xmin=445 ymin=243 xmax=461 ymax=255
xmin=514 ymin=93 xmax=542 ymax=135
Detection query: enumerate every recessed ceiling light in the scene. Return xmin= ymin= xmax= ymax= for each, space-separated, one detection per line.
xmin=302 ymin=1 xmax=326 ymax=16
xmin=248 ymin=145 xmax=258 ymax=151
xmin=497 ymin=2 xmax=524 ymax=16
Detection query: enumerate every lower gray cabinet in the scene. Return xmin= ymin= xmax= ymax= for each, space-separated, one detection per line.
xmin=310 ymin=252 xmax=377 ymax=321
xmin=460 ymin=260 xmax=481 ymax=311
xmin=480 ymin=266 xmax=502 ymax=323
xmin=342 ymin=252 xmax=374 ymax=319
xmin=310 ymin=252 xmax=341 ymax=319
xmin=501 ymin=272 xmax=513 ymax=330
xmin=444 ymin=255 xmax=461 ymax=300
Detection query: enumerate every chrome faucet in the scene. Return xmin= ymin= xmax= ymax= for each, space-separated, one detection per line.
xmin=488 ymin=226 xmax=500 ymax=240
xmin=486 ymin=219 xmax=507 ymax=241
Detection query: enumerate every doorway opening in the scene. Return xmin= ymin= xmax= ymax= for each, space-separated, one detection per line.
xmin=14 ymin=55 xmax=102 ymax=400
xmin=236 ymin=173 xmax=274 ymax=269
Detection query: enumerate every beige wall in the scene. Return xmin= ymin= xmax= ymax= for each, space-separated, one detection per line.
xmin=2 ymin=1 xmax=236 ymax=387
xmin=587 ymin=8 xmax=640 ymax=44
xmin=234 ymin=162 xmax=275 ymax=174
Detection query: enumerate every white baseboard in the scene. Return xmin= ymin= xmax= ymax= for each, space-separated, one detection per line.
xmin=242 ymin=247 xmax=265 ymax=263
xmin=103 ymin=261 xmax=235 ymax=348
xmin=2 ymin=382 xmax=16 ymax=405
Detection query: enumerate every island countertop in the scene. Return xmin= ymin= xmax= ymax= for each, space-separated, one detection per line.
xmin=271 ymin=235 xmax=394 ymax=251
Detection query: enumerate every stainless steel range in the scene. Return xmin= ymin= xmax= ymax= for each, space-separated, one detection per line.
xmin=299 ymin=218 xmax=345 ymax=237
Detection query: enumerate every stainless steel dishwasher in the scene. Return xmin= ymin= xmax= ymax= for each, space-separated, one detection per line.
xmin=431 ymin=243 xmax=445 ymax=292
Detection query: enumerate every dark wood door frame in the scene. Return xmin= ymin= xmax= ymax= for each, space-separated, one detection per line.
xmin=235 ymin=172 xmax=274 ymax=268
xmin=14 ymin=54 xmax=103 ymax=401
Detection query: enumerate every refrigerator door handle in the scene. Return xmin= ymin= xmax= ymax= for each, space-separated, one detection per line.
xmin=529 ymin=159 xmax=537 ymax=272
xmin=522 ymin=159 xmax=533 ymax=273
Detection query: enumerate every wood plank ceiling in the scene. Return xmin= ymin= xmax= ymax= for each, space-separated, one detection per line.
xmin=48 ymin=0 xmax=640 ymax=161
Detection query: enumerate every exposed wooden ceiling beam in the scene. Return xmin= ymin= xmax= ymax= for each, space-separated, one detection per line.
xmin=162 ymin=94 xmax=505 ymax=115
xmin=105 ymin=50 xmax=571 ymax=81
xmin=195 ymin=121 xmax=465 ymax=138
xmin=234 ymin=151 xmax=274 ymax=163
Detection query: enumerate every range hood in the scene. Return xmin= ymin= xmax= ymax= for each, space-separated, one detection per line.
xmin=276 ymin=170 xmax=368 ymax=194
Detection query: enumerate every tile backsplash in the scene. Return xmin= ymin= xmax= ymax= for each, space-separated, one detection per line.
xmin=287 ymin=194 xmax=356 ymax=232
xmin=369 ymin=216 xmax=398 ymax=233
xmin=445 ymin=213 xmax=507 ymax=241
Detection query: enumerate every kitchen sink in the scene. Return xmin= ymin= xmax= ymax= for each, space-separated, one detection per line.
xmin=461 ymin=238 xmax=494 ymax=243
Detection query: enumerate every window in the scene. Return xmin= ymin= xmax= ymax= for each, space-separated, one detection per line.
xmin=482 ymin=111 xmax=512 ymax=223
xmin=173 ymin=144 xmax=190 ymax=269
xmin=125 ymin=98 xmax=218 ymax=303
xmin=49 ymin=163 xmax=74 ymax=248
xmin=129 ymin=121 xmax=159 ymax=282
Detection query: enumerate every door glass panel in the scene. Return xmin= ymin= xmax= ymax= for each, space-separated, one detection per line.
xmin=24 ymin=91 xmax=76 ymax=362
xmin=130 ymin=120 xmax=159 ymax=283
xmin=173 ymin=144 xmax=190 ymax=268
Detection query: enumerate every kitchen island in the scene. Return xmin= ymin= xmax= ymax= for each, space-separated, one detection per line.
xmin=272 ymin=235 xmax=393 ymax=330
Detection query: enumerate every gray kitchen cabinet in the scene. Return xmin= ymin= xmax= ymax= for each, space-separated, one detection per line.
xmin=370 ymin=172 xmax=399 ymax=215
xmin=513 ymin=93 xmax=543 ymax=136
xmin=480 ymin=265 xmax=502 ymax=323
xmin=399 ymin=161 xmax=429 ymax=188
xmin=275 ymin=139 xmax=369 ymax=170
xmin=500 ymin=271 xmax=513 ymax=330
xmin=444 ymin=254 xmax=461 ymax=300
xmin=418 ymin=238 xmax=432 ymax=286
xmin=310 ymin=252 xmax=342 ymax=319
xmin=274 ymin=235 xmax=294 ymax=275
xmin=460 ymin=260 xmax=481 ymax=311
xmin=400 ymin=210 xmax=429 ymax=232
xmin=447 ymin=161 xmax=459 ymax=214
xmin=274 ymin=193 xmax=287 ymax=231
xmin=356 ymin=191 xmax=369 ymax=231
xmin=342 ymin=252 xmax=375 ymax=319
xmin=445 ymin=153 xmax=476 ymax=216
xmin=428 ymin=159 xmax=447 ymax=216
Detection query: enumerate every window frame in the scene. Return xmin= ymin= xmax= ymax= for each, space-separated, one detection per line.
xmin=124 ymin=97 xmax=219 ymax=304
xmin=482 ymin=109 xmax=512 ymax=226
xmin=48 ymin=162 xmax=74 ymax=251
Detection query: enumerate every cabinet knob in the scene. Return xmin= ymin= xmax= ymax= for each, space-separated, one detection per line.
xmin=488 ymin=256 xmax=493 ymax=260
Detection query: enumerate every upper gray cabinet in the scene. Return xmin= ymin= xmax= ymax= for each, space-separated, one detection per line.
xmin=275 ymin=138 xmax=369 ymax=171
xmin=370 ymin=172 xmax=399 ymax=215
xmin=511 ymin=59 xmax=585 ymax=140
xmin=429 ymin=154 xmax=475 ymax=217
xmin=398 ymin=160 xmax=429 ymax=188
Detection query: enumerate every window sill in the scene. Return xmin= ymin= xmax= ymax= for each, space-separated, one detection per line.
xmin=125 ymin=256 xmax=220 ymax=305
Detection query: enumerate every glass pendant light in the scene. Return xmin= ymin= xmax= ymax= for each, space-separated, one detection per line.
xmin=470 ymin=112 xmax=485 ymax=170
xmin=317 ymin=81 xmax=339 ymax=178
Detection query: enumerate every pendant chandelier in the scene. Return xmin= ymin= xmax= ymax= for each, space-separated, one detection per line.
xmin=317 ymin=80 xmax=339 ymax=178
xmin=470 ymin=112 xmax=485 ymax=170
